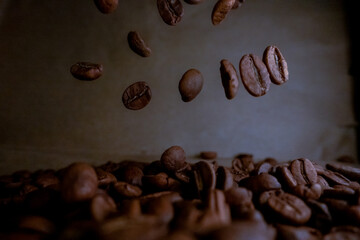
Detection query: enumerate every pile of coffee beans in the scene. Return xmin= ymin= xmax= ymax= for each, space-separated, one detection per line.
xmin=1 ymin=146 xmax=360 ymax=239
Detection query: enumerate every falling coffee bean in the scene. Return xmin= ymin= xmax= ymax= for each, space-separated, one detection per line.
xmin=70 ymin=62 xmax=103 ymax=81
xmin=122 ymin=81 xmax=152 ymax=110
xmin=232 ymin=0 xmax=245 ymax=9
xmin=127 ymin=31 xmax=152 ymax=57
xmin=157 ymin=0 xmax=184 ymax=26
xmin=211 ymin=0 xmax=236 ymax=25
xmin=239 ymin=54 xmax=271 ymax=97
xmin=160 ymin=146 xmax=187 ymax=172
xmin=94 ymin=0 xmax=118 ymax=14
xmin=179 ymin=68 xmax=204 ymax=102
xmin=220 ymin=59 xmax=239 ymax=100
xmin=263 ymin=46 xmax=289 ymax=85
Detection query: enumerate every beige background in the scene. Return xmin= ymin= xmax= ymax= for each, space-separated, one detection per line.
xmin=0 ymin=0 xmax=356 ymax=174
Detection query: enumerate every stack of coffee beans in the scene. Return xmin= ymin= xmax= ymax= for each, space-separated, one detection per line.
xmin=1 ymin=146 xmax=360 ymax=239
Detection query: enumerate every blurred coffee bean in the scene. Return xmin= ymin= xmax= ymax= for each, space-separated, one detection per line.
xmin=232 ymin=154 xmax=254 ymax=173
xmin=127 ymin=31 xmax=152 ymax=57
xmin=112 ymin=181 xmax=142 ymax=198
xmin=216 ymin=166 xmax=234 ymax=190
xmin=94 ymin=0 xmax=118 ymax=14
xmin=326 ymin=163 xmax=360 ymax=182
xmin=90 ymin=191 xmax=116 ymax=222
xmin=161 ymin=146 xmax=187 ymax=172
xmin=276 ymin=224 xmax=322 ymax=240
xmin=200 ymin=151 xmax=218 ymax=160
xmin=95 ymin=168 xmax=117 ymax=188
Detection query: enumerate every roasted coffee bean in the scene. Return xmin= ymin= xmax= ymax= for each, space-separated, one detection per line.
xmin=161 ymin=146 xmax=187 ymax=172
xmin=239 ymin=54 xmax=271 ymax=97
xmin=95 ymin=168 xmax=117 ymax=187
xmin=112 ymin=181 xmax=142 ymax=198
xmin=18 ymin=215 xmax=55 ymax=234
xmin=336 ymin=155 xmax=356 ymax=164
xmin=90 ymin=191 xmax=117 ymax=222
xmin=205 ymin=220 xmax=276 ymax=240
xmin=320 ymin=169 xmax=351 ymax=186
xmin=157 ymin=0 xmax=184 ymax=26
xmin=34 ymin=170 xmax=59 ymax=188
xmin=322 ymin=184 xmax=356 ymax=200
xmin=211 ymin=0 xmax=236 ymax=25
xmin=326 ymin=163 xmax=360 ymax=182
xmin=193 ymin=161 xmax=216 ymax=198
xmin=224 ymin=187 xmax=252 ymax=206
xmin=290 ymin=158 xmax=317 ymax=185
xmin=292 ymin=183 xmax=322 ymax=200
xmin=276 ymin=224 xmax=322 ymax=240
xmin=127 ymin=31 xmax=152 ymax=57
xmin=70 ymin=62 xmax=103 ymax=81
xmin=260 ymin=190 xmax=311 ymax=225
xmin=240 ymin=173 xmax=281 ymax=195
xmin=122 ymin=81 xmax=152 ymax=110
xmin=253 ymin=161 xmax=273 ymax=175
xmin=306 ymin=200 xmax=332 ymax=232
xmin=232 ymin=0 xmax=245 ymax=9
xmin=220 ymin=59 xmax=239 ymax=99
xmin=279 ymin=166 xmax=298 ymax=189
xmin=232 ymin=154 xmax=254 ymax=173
xmin=216 ymin=166 xmax=234 ymax=190
xmin=200 ymin=151 xmax=218 ymax=160
xmin=142 ymin=172 xmax=181 ymax=192
xmin=231 ymin=169 xmax=249 ymax=183
xmin=317 ymin=175 xmax=330 ymax=190
xmin=144 ymin=195 xmax=174 ymax=223
xmin=94 ymin=0 xmax=118 ymax=14
xmin=178 ymin=68 xmax=204 ymax=102
xmin=61 ymin=162 xmax=98 ymax=202
xmin=118 ymin=199 xmax=142 ymax=218
xmin=324 ymin=226 xmax=360 ymax=240
xmin=115 ymin=165 xmax=143 ymax=187
xmin=263 ymin=46 xmax=289 ymax=85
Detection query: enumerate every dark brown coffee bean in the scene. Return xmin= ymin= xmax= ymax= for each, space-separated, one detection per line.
xmin=142 ymin=172 xmax=181 ymax=192
xmin=122 ymin=81 xmax=152 ymax=110
xmin=61 ymin=162 xmax=98 ymax=202
xmin=326 ymin=163 xmax=360 ymax=182
xmin=276 ymin=224 xmax=322 ymax=240
xmin=253 ymin=161 xmax=273 ymax=175
xmin=317 ymin=175 xmax=330 ymax=190
xmin=178 ymin=68 xmax=204 ymax=102
xmin=260 ymin=190 xmax=311 ymax=225
xmin=306 ymin=199 xmax=332 ymax=232
xmin=240 ymin=173 xmax=281 ymax=195
xmin=193 ymin=161 xmax=216 ymax=197
xmin=95 ymin=168 xmax=117 ymax=187
xmin=18 ymin=215 xmax=55 ymax=234
xmin=211 ymin=0 xmax=236 ymax=25
xmin=220 ymin=59 xmax=239 ymax=99
xmin=231 ymin=169 xmax=249 ymax=183
xmin=144 ymin=196 xmax=174 ymax=223
xmin=324 ymin=226 xmax=360 ymax=240
xmin=94 ymin=0 xmax=118 ymax=14
xmin=320 ymin=169 xmax=351 ymax=186
xmin=232 ymin=154 xmax=254 ymax=173
xmin=118 ymin=199 xmax=142 ymax=218
xmin=157 ymin=0 xmax=184 ymax=26
xmin=290 ymin=158 xmax=317 ymax=185
xmin=232 ymin=0 xmax=245 ymax=9
xmin=173 ymin=200 xmax=203 ymax=231
xmin=239 ymin=54 xmax=271 ymax=97
xmin=70 ymin=62 xmax=103 ymax=81
xmin=322 ymin=184 xmax=356 ymax=200
xmin=127 ymin=31 xmax=152 ymax=57
xmin=263 ymin=46 xmax=289 ymax=85
xmin=160 ymin=146 xmax=186 ymax=172
xmin=279 ymin=166 xmax=297 ymax=189
xmin=200 ymin=151 xmax=218 ymax=160
xmin=116 ymin=165 xmax=143 ymax=187
xmin=216 ymin=166 xmax=234 ymax=190
xmin=139 ymin=191 xmax=182 ymax=206
xmin=90 ymin=191 xmax=117 ymax=222
xmin=34 ymin=170 xmax=59 ymax=188
xmin=292 ymin=183 xmax=322 ymax=200
xmin=112 ymin=181 xmax=142 ymax=198
xmin=224 ymin=187 xmax=252 ymax=206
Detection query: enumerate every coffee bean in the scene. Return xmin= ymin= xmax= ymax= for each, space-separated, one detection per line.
xmin=240 ymin=173 xmax=281 ymax=195
xmin=216 ymin=166 xmax=234 ymax=190
xmin=61 ymin=162 xmax=98 ymax=202
xmin=142 ymin=172 xmax=181 ymax=192
xmin=112 ymin=181 xmax=142 ymax=198
xmin=178 ymin=68 xmax=204 ymax=102
xmin=200 ymin=151 xmax=218 ymax=160
xmin=220 ymin=59 xmax=239 ymax=99
xmin=144 ymin=196 xmax=174 ymax=223
xmin=211 ymin=0 xmax=236 ymax=25
xmin=232 ymin=0 xmax=245 ymax=9
xmin=292 ymin=183 xmax=322 ymax=200
xmin=184 ymin=0 xmax=205 ymax=4
xmin=94 ymin=0 xmax=118 ymax=14
xmin=127 ymin=31 xmax=152 ymax=57
xmin=193 ymin=161 xmax=216 ymax=198
xmin=324 ymin=226 xmax=360 ymax=240
xmin=239 ymin=54 xmax=271 ymax=97
xmin=70 ymin=62 xmax=103 ymax=81
xmin=326 ymin=163 xmax=360 ymax=182
xmin=232 ymin=154 xmax=254 ymax=173
xmin=122 ymin=81 xmax=152 ymax=110
xmin=320 ymin=169 xmax=351 ymax=186
xmin=157 ymin=0 xmax=184 ymax=26
xmin=18 ymin=215 xmax=55 ymax=234
xmin=160 ymin=146 xmax=187 ymax=172
xmin=118 ymin=199 xmax=142 ymax=218
xmin=276 ymin=224 xmax=322 ymax=240
xmin=115 ymin=165 xmax=144 ymax=187
xmin=290 ymin=158 xmax=318 ymax=185
xmin=224 ymin=187 xmax=252 ymax=206
xmin=95 ymin=168 xmax=117 ymax=187
xmin=263 ymin=46 xmax=289 ymax=85
xmin=253 ymin=161 xmax=273 ymax=175
xmin=90 ymin=191 xmax=117 ymax=222
xmin=260 ymin=190 xmax=311 ymax=225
